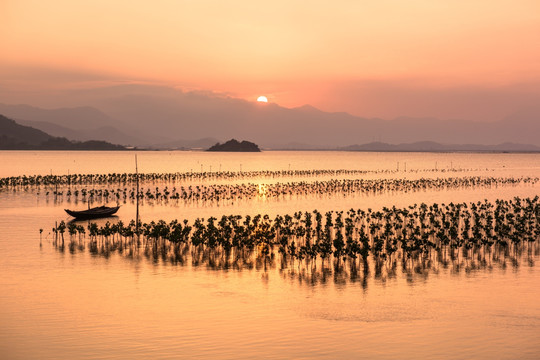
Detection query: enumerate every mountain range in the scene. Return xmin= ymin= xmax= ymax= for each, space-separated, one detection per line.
xmin=0 ymin=114 xmax=125 ymax=150
xmin=339 ymin=141 xmax=540 ymax=152
xmin=0 ymin=84 xmax=539 ymax=149
xmin=2 ymin=113 xmax=538 ymax=153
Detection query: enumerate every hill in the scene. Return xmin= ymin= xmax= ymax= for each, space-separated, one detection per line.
xmin=0 ymin=114 xmax=126 ymax=150
xmin=0 ymin=103 xmax=147 ymax=146
xmin=2 ymin=84 xmax=540 ymax=148
xmin=207 ymin=139 xmax=261 ymax=152
xmin=77 ymin=85 xmax=540 ymax=148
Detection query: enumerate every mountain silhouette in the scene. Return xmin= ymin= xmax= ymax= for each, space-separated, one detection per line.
xmin=0 ymin=114 xmax=125 ymax=150
xmin=1 ymin=84 xmax=539 ymax=148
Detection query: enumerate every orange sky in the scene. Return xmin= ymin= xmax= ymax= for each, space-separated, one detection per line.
xmin=1 ymin=0 xmax=540 ymax=120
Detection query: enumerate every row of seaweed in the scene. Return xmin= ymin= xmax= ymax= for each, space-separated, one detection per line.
xmin=1 ymin=167 xmax=481 ymax=188
xmin=37 ymin=176 xmax=538 ymax=203
xmin=50 ymin=196 xmax=540 ymax=271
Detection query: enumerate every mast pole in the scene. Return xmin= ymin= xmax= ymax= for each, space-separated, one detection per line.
xmin=135 ymin=154 xmax=140 ymax=242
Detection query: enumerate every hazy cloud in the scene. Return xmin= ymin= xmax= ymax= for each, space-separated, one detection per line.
xmin=316 ymin=79 xmax=540 ymax=122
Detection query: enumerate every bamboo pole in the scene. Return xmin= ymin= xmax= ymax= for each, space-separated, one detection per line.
xmin=135 ymin=154 xmax=140 ymax=242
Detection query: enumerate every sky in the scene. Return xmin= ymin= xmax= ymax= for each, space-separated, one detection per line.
xmin=1 ymin=0 xmax=540 ymax=121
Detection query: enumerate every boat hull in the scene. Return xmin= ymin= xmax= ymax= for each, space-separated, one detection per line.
xmin=65 ymin=206 xmax=120 ymax=220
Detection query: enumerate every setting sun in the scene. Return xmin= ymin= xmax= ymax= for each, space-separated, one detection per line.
xmin=257 ymin=96 xmax=268 ymax=103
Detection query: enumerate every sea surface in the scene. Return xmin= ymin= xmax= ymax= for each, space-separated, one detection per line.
xmin=1 ymin=151 xmax=539 ymax=359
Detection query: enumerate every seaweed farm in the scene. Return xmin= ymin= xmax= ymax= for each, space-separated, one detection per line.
xmin=5 ymin=175 xmax=539 ymax=204
xmin=1 ymin=151 xmax=540 ymax=359
xmin=51 ymin=197 xmax=540 ymax=285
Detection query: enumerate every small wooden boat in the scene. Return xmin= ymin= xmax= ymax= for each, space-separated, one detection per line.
xmin=65 ymin=205 xmax=120 ymax=220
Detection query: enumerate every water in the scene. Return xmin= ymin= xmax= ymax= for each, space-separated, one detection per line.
xmin=1 ymin=150 xmax=539 ymax=177
xmin=1 ymin=151 xmax=539 ymax=359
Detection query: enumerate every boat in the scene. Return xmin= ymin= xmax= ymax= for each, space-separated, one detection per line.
xmin=65 ymin=205 xmax=120 ymax=220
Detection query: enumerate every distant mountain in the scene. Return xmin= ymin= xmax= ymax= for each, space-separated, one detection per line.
xmin=0 ymin=103 xmax=114 ymax=129
xmin=80 ymin=85 xmax=540 ymax=147
xmin=0 ymin=114 xmax=126 ymax=150
xmin=341 ymin=141 xmax=540 ymax=152
xmin=0 ymin=114 xmax=51 ymax=146
xmin=15 ymin=119 xmax=144 ymax=146
xmin=0 ymin=103 xmax=148 ymax=146
xmin=2 ymin=84 xmax=540 ymax=148
xmin=207 ymin=139 xmax=261 ymax=152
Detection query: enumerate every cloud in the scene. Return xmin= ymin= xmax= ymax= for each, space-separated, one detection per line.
xmin=0 ymin=64 xmax=118 ymax=85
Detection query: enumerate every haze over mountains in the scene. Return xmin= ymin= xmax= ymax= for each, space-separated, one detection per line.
xmin=1 ymin=84 xmax=539 ymax=149
xmin=340 ymin=141 xmax=540 ymax=153
xmin=0 ymin=114 xmax=125 ymax=150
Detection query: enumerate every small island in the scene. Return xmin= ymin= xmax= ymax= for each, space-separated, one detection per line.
xmin=207 ymin=139 xmax=261 ymax=152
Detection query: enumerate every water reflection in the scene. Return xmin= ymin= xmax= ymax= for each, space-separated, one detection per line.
xmin=52 ymin=234 xmax=538 ymax=290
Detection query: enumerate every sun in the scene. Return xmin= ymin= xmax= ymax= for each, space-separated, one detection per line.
xmin=257 ymin=96 xmax=268 ymax=103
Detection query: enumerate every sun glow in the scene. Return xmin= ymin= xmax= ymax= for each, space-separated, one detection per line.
xmin=257 ymin=183 xmax=268 ymax=196
xmin=257 ymin=96 xmax=268 ymax=103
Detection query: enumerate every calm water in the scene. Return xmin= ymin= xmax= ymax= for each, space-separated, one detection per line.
xmin=1 ymin=151 xmax=540 ymax=359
